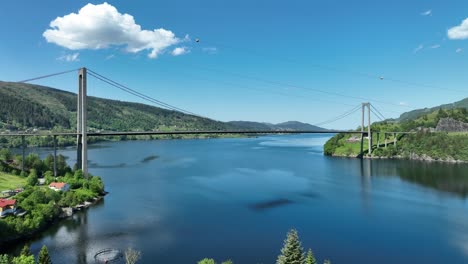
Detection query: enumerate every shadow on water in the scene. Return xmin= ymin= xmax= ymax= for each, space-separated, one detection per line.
xmin=358 ymin=159 xmax=468 ymax=198
xmin=249 ymin=198 xmax=294 ymax=211
xmin=89 ymin=162 xmax=128 ymax=169
xmin=141 ymin=155 xmax=159 ymax=163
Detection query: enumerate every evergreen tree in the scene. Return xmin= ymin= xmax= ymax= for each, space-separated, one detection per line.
xmin=276 ymin=229 xmax=305 ymax=264
xmin=38 ymin=245 xmax=52 ymax=264
xmin=197 ymin=259 xmax=216 ymax=264
xmin=20 ymin=245 xmax=31 ymax=257
xmin=305 ymin=249 xmax=317 ymax=264
xmin=0 ymin=254 xmax=10 ymax=264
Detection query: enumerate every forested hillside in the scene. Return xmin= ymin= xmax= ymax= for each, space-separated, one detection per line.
xmin=0 ymin=81 xmax=233 ymax=132
xmin=324 ymin=101 xmax=468 ymax=162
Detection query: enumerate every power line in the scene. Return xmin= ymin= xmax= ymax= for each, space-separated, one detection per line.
xmin=191 ymin=64 xmax=412 ymax=109
xmin=87 ymin=70 xmax=207 ymax=119
xmin=195 ymin=39 xmax=467 ymax=94
xmin=18 ymin=68 xmax=80 ymax=83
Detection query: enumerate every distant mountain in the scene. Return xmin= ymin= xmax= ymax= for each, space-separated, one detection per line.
xmin=228 ymin=120 xmax=327 ymax=131
xmin=398 ymin=97 xmax=468 ymax=121
xmin=274 ymin=121 xmax=327 ymax=131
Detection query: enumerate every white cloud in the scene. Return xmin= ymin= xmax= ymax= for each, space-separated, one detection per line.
xmin=57 ymin=53 xmax=79 ymax=62
xmin=171 ymin=47 xmax=189 ymax=56
xmin=421 ymin=10 xmax=432 ymax=16
xmin=448 ymin=18 xmax=468 ymax=40
xmin=399 ymin=102 xmax=408 ymax=106
xmin=105 ymin=54 xmax=115 ymax=60
xmin=202 ymin=47 xmax=218 ymax=54
xmin=429 ymin=44 xmax=441 ymax=49
xmin=43 ymin=2 xmax=182 ymax=58
xmin=456 ymin=48 xmax=463 ymax=53
xmin=413 ymin=44 xmax=424 ymax=53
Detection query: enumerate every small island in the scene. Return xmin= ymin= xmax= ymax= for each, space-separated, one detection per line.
xmin=0 ymin=149 xmax=105 ymax=245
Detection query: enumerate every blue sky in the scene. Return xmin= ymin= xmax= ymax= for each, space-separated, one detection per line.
xmin=1 ymin=0 xmax=468 ymax=129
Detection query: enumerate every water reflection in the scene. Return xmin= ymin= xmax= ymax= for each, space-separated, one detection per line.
xmin=356 ymin=159 xmax=468 ymax=198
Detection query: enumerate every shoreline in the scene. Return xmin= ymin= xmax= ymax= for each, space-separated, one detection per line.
xmin=0 ymin=193 xmax=107 ymax=248
xmin=329 ymin=153 xmax=467 ymax=164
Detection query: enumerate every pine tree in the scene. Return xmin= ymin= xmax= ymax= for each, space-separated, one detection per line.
xmin=38 ymin=245 xmax=52 ymax=264
xmin=305 ymin=249 xmax=317 ymax=264
xmin=20 ymin=245 xmax=32 ymax=257
xmin=276 ymin=229 xmax=305 ymax=264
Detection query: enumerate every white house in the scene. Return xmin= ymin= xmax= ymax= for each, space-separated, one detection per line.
xmin=49 ymin=182 xmax=70 ymax=192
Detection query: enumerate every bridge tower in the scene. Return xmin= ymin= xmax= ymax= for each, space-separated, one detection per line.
xmin=77 ymin=68 xmax=88 ymax=178
xmin=360 ymin=102 xmax=372 ymax=156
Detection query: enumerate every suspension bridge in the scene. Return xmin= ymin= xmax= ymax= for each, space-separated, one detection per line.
xmin=2 ymin=68 xmax=415 ymax=177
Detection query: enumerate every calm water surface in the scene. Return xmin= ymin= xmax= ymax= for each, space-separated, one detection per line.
xmin=3 ymin=134 xmax=468 ymax=264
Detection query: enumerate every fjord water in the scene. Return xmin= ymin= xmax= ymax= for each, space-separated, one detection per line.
xmin=5 ymin=134 xmax=468 ymax=263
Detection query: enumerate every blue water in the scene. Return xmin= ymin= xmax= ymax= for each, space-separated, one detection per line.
xmin=5 ymin=134 xmax=468 ymax=263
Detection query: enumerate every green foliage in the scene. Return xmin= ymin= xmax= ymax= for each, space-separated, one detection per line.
xmin=0 ymin=154 xmax=104 ymax=242
xmin=221 ymin=260 xmax=233 ymax=264
xmin=11 ymin=255 xmax=34 ymax=264
xmin=20 ymin=245 xmax=31 ymax=257
xmin=0 ymin=254 xmax=9 ymax=264
xmin=38 ymin=245 xmax=52 ymax=264
xmin=306 ymin=249 xmax=317 ymax=264
xmin=323 ymin=134 xmax=345 ymax=156
xmin=197 ymin=259 xmax=216 ymax=264
xmin=26 ymin=170 xmax=38 ymax=186
xmin=276 ymin=229 xmax=305 ymax=264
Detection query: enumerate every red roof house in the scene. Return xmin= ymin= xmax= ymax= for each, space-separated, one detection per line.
xmin=0 ymin=199 xmax=17 ymax=217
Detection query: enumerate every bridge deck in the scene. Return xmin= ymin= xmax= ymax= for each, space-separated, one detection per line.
xmin=0 ymin=130 xmax=415 ymax=137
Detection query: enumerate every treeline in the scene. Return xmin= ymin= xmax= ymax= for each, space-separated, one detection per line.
xmin=198 ymin=229 xmax=331 ymax=264
xmin=0 ymin=245 xmax=52 ymax=264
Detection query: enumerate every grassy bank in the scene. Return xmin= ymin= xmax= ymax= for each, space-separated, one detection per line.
xmin=0 ymin=172 xmax=26 ymax=191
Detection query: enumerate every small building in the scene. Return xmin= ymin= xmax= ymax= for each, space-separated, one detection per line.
xmin=0 ymin=198 xmax=17 ymax=217
xmin=49 ymin=182 xmax=70 ymax=192
xmin=38 ymin=178 xmax=46 ymax=185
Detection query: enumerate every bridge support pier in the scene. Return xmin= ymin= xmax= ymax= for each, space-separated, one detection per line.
xmin=21 ymin=135 xmax=25 ymax=174
xmin=53 ymin=135 xmax=57 ymax=178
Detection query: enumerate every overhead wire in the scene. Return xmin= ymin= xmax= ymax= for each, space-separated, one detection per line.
xmin=195 ymin=39 xmax=467 ymax=94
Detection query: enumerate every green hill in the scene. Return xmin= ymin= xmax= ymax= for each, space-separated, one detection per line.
xmin=324 ymin=99 xmax=468 ymax=162
xmin=0 ymin=81 xmax=233 ymax=132
xmin=398 ymin=97 xmax=468 ymax=121
xmin=227 ymin=121 xmax=326 ymax=131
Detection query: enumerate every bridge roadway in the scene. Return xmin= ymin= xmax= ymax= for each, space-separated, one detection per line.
xmin=0 ymin=130 xmax=415 ymax=137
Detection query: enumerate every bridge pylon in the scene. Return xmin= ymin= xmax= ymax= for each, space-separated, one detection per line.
xmin=360 ymin=102 xmax=372 ymax=156
xmin=77 ymin=68 xmax=88 ymax=178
